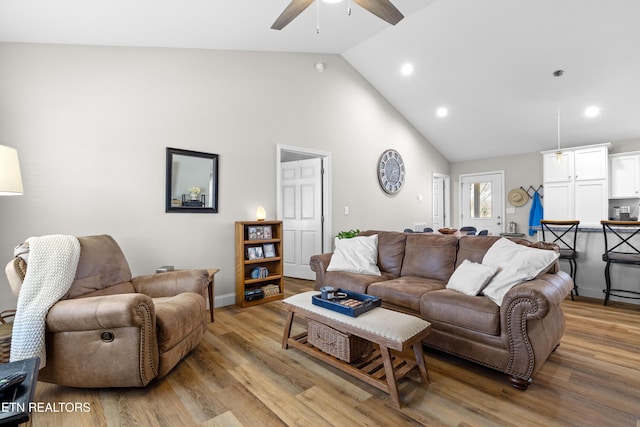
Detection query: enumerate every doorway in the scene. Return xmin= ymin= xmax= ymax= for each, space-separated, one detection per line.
xmin=460 ymin=171 xmax=504 ymax=235
xmin=277 ymin=145 xmax=332 ymax=280
xmin=432 ymin=173 xmax=450 ymax=229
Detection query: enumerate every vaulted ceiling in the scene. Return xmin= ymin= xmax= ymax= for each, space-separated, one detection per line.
xmin=1 ymin=0 xmax=639 ymax=161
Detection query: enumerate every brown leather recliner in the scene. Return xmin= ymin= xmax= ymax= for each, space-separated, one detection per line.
xmin=4 ymin=235 xmax=209 ymax=388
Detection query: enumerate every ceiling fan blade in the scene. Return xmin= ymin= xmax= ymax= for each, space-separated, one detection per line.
xmin=352 ymin=0 xmax=404 ymax=25
xmin=271 ymin=0 xmax=316 ymax=30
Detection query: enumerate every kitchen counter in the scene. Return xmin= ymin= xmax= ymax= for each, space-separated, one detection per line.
xmin=534 ymin=222 xmax=640 ymax=233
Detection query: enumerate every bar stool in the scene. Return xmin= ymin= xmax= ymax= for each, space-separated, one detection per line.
xmin=540 ymin=220 xmax=580 ymax=300
xmin=601 ymin=220 xmax=640 ymax=305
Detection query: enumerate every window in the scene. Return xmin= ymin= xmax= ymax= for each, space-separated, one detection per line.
xmin=469 ymin=182 xmax=492 ymax=218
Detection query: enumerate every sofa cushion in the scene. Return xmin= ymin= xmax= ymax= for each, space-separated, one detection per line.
xmin=420 ymin=289 xmax=500 ymax=336
xmin=324 ymin=270 xmax=398 ymax=294
xmin=457 ymin=235 xmax=560 ymax=274
xmin=359 ymin=230 xmax=406 ymax=276
xmin=327 ymin=235 xmax=381 ymax=276
xmin=68 ymin=235 xmax=134 ymax=299
xmin=455 ymin=235 xmax=501 ymax=267
xmin=446 ymin=259 xmax=499 ymax=296
xmin=154 ymin=293 xmax=205 ymax=353
xmin=481 ymin=238 xmax=559 ymax=306
xmin=368 ymin=276 xmax=446 ymax=312
xmin=400 ymin=234 xmax=458 ymax=282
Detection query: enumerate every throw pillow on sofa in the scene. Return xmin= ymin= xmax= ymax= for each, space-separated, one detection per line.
xmin=481 ymin=237 xmax=559 ymax=306
xmin=446 ymin=259 xmax=499 ymax=296
xmin=327 ymin=234 xmax=381 ymax=276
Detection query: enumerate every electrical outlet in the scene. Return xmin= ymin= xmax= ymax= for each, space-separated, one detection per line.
xmin=344 ymin=206 xmax=349 ymax=215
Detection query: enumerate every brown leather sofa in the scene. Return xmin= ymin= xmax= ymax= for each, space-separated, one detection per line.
xmin=5 ymin=235 xmax=209 ymax=388
xmin=310 ymin=230 xmax=573 ymax=389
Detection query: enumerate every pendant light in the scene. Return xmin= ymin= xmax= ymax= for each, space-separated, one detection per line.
xmin=554 ymin=70 xmax=564 ymax=160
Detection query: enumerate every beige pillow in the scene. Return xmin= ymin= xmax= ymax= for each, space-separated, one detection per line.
xmin=327 ymin=234 xmax=381 ymax=276
xmin=482 ymin=238 xmax=559 ymax=306
xmin=446 ymin=259 xmax=499 ymax=296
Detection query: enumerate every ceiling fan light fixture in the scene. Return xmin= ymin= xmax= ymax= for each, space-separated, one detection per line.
xmin=271 ymin=0 xmax=403 ymax=30
xmin=321 ymin=0 xmax=343 ymax=3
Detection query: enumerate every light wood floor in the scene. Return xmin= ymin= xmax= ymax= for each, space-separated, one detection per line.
xmin=27 ymin=278 xmax=640 ymax=427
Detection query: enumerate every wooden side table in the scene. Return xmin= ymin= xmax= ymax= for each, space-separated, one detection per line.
xmin=206 ymin=269 xmax=219 ymax=322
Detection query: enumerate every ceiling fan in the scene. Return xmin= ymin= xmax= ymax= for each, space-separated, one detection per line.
xmin=271 ymin=0 xmax=404 ymax=30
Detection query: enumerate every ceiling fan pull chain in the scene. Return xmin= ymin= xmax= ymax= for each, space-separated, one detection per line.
xmin=348 ymin=0 xmax=352 ymax=16
xmin=316 ymin=0 xmax=320 ymax=34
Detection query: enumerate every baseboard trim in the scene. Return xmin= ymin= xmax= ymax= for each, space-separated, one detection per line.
xmin=215 ymin=292 xmax=236 ymax=308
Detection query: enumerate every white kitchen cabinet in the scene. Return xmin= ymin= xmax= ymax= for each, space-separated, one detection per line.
xmin=541 ymin=143 xmax=610 ymax=226
xmin=574 ymin=145 xmax=608 ymax=180
xmin=543 ymin=151 xmax=573 ymax=183
xmin=610 ymin=152 xmax=640 ymax=199
xmin=575 ymin=179 xmax=608 ymax=225
xmin=543 ymin=181 xmax=573 ymax=220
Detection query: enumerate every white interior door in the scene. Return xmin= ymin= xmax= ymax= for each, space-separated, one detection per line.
xmin=460 ymin=172 xmax=504 ymax=235
xmin=281 ymin=158 xmax=323 ymax=280
xmin=432 ymin=173 xmax=450 ymax=229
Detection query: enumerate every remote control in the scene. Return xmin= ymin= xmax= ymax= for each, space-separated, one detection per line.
xmin=0 ymin=371 xmax=27 ymax=393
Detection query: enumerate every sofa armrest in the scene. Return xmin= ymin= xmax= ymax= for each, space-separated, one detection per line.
xmin=309 ymin=253 xmax=333 ymax=290
xmin=46 ymin=293 xmax=156 ymax=332
xmin=499 ymin=270 xmax=573 ymax=383
xmin=131 ymin=269 xmax=209 ymax=298
xmin=500 ymin=270 xmax=573 ymax=321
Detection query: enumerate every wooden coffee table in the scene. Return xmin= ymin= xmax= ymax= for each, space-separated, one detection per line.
xmin=282 ymin=291 xmax=431 ymax=408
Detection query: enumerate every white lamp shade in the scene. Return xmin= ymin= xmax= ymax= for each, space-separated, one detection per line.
xmin=0 ymin=145 xmax=24 ymax=195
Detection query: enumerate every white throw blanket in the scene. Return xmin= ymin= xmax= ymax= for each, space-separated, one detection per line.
xmin=10 ymin=235 xmax=80 ymax=368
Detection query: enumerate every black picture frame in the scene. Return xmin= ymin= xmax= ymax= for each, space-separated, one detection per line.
xmin=166 ymin=147 xmax=219 ymax=213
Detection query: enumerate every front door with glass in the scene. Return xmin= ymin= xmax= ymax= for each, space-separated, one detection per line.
xmin=460 ymin=172 xmax=504 ymax=236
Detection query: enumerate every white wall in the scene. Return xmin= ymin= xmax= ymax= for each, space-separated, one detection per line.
xmin=0 ymin=43 xmax=449 ymax=310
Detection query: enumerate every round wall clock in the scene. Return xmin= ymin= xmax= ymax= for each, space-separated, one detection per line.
xmin=377 ymin=149 xmax=405 ymax=194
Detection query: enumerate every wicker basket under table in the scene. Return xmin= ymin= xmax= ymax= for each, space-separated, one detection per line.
xmin=0 ymin=310 xmax=16 ymax=364
xmin=307 ymin=319 xmax=373 ymax=363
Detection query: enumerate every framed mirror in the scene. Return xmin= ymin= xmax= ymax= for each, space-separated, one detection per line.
xmin=166 ymin=147 xmax=219 ymax=213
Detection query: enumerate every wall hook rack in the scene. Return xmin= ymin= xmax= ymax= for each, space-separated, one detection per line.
xmin=520 ymin=185 xmax=544 ymax=199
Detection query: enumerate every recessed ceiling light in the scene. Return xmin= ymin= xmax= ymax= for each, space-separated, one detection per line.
xmin=436 ymin=107 xmax=448 ymax=118
xmin=400 ymin=63 xmax=414 ymax=76
xmin=585 ymin=106 xmax=600 ymax=118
